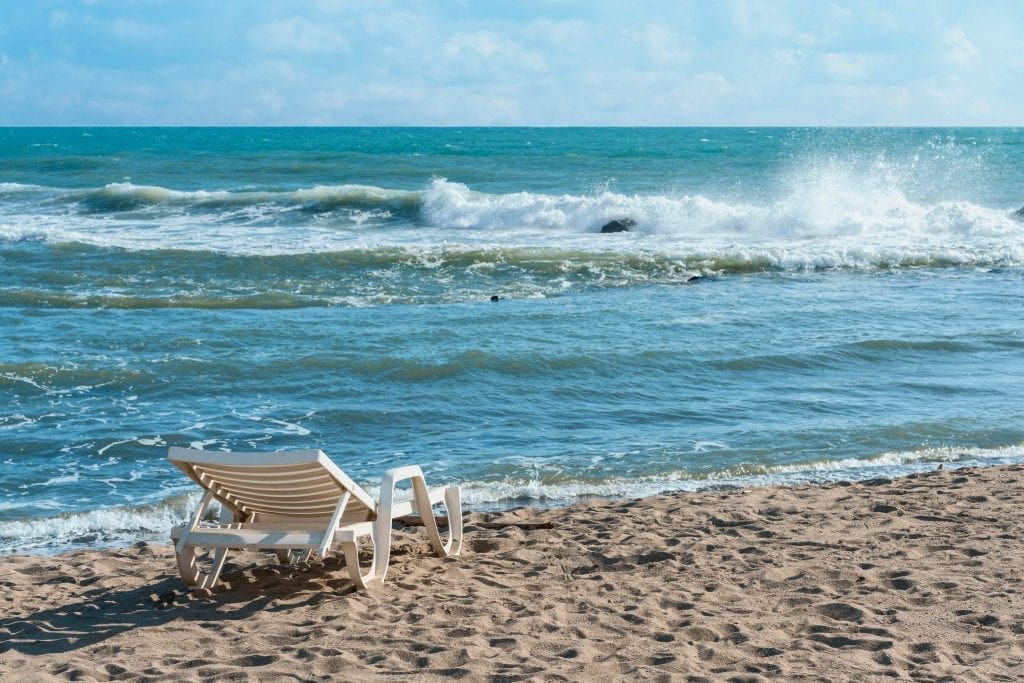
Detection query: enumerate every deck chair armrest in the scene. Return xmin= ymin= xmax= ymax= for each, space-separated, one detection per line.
xmin=382 ymin=465 xmax=426 ymax=487
xmin=375 ymin=465 xmax=460 ymax=564
xmin=380 ymin=465 xmax=443 ymax=516
xmin=379 ymin=466 xmax=426 ymax=518
xmin=317 ymin=490 xmax=351 ymax=558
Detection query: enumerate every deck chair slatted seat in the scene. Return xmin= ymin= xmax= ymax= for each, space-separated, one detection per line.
xmin=168 ymin=447 xmax=462 ymax=590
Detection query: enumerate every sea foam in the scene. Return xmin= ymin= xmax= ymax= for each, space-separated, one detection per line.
xmin=419 ymin=176 xmax=1023 ymax=243
xmin=4 ymin=165 xmax=1023 ymax=269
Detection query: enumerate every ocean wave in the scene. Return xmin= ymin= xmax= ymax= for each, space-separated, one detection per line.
xmin=0 ymin=225 xmax=60 ymax=244
xmin=461 ymin=443 xmax=1024 ymax=506
xmin=419 ymin=176 xmax=1024 ymax=240
xmin=5 ymin=175 xmax=1023 ymax=239
xmin=3 ymin=443 xmax=1022 ymax=556
xmin=0 ymin=493 xmax=196 ymax=555
xmin=0 ymin=288 xmax=331 ymax=310
xmin=3 ymin=240 xmax=1024 ymax=311
xmin=0 ymin=361 xmax=151 ymax=395
xmin=0 ymin=182 xmax=46 ymax=194
xmin=73 ymin=181 xmax=423 ymax=215
xmin=4 ymin=173 xmax=1024 ymax=276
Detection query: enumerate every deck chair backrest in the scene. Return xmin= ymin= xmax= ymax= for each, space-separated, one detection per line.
xmin=168 ymin=447 xmax=377 ymax=523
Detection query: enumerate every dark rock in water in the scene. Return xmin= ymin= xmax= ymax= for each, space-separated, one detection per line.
xmin=600 ymin=218 xmax=636 ymax=233
xmin=1014 ymin=206 xmax=1024 ymax=220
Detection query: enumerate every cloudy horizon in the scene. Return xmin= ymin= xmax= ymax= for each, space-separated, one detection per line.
xmin=1 ymin=0 xmax=1021 ymax=126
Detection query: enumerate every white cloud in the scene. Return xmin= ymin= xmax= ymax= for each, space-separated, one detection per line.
xmin=445 ymin=31 xmax=545 ymax=71
xmin=363 ymin=82 xmax=424 ymax=103
xmin=311 ymin=88 xmax=349 ymax=113
xmin=249 ymin=17 xmax=350 ymax=55
xmin=479 ymin=94 xmax=522 ymax=122
xmin=110 ymin=19 xmax=161 ymax=41
xmin=49 ymin=10 xmax=69 ymax=27
xmin=943 ymin=26 xmax=979 ymax=65
xmin=4 ymin=1 xmax=1024 ymax=125
xmin=446 ymin=31 xmax=500 ymax=59
xmin=527 ymin=19 xmax=591 ymax=51
xmin=362 ymin=10 xmax=430 ymax=40
xmin=820 ymin=53 xmax=876 ymax=82
xmin=630 ymin=24 xmax=690 ymax=66
xmin=256 ymin=89 xmax=285 ymax=112
xmin=772 ymin=48 xmax=804 ymax=67
xmin=730 ymin=0 xmax=794 ymax=41
xmin=691 ymin=72 xmax=732 ymax=98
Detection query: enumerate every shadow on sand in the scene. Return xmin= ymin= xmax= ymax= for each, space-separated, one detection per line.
xmin=0 ymin=558 xmax=359 ymax=657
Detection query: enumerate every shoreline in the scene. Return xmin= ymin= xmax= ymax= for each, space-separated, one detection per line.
xmin=8 ymin=455 xmax=1023 ymax=560
xmin=1 ymin=464 xmax=1022 ymax=680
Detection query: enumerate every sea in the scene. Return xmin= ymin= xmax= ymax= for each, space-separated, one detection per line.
xmin=2 ymin=127 xmax=1023 ymax=555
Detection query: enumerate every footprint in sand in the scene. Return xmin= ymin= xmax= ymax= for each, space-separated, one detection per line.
xmin=882 ymin=570 xmax=915 ymax=591
xmin=806 ymin=633 xmax=893 ymax=651
xmin=814 ymin=602 xmax=865 ymax=623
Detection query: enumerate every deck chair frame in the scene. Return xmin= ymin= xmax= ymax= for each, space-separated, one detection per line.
xmin=168 ymin=447 xmax=462 ymax=590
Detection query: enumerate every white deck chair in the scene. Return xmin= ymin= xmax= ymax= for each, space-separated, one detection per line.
xmin=168 ymin=447 xmax=462 ymax=590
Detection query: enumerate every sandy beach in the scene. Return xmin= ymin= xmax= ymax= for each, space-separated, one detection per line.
xmin=1 ymin=464 xmax=1022 ymax=681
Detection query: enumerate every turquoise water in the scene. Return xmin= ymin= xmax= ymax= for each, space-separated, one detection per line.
xmin=2 ymin=127 xmax=1024 ymax=554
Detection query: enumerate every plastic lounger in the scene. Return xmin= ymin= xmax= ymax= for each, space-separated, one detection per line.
xmin=168 ymin=447 xmax=462 ymax=590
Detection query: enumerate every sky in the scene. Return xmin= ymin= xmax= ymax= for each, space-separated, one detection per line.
xmin=0 ymin=0 xmax=1022 ymax=126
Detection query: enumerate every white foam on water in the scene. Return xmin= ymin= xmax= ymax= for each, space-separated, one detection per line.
xmin=0 ymin=182 xmax=46 ymax=193
xmin=3 ymin=157 xmax=1023 ymax=268
xmin=23 ymin=472 xmax=81 ymax=488
xmin=90 ymin=181 xmax=205 ymax=204
xmin=0 ymin=414 xmax=36 ymax=431
xmin=79 ymin=181 xmax=421 ymax=214
xmin=0 ymin=492 xmax=200 ymax=555
xmin=0 ymin=220 xmax=75 ymax=245
xmin=458 ymin=442 xmax=1024 ymax=507
xmin=418 ymin=176 xmax=1023 ymax=244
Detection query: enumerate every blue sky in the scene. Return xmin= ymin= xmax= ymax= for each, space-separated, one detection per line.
xmin=1 ymin=1 xmax=1021 ymax=125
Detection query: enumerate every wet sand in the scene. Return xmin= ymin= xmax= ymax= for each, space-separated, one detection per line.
xmin=1 ymin=464 xmax=1022 ymax=681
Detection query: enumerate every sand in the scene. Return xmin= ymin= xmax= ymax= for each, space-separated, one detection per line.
xmin=1 ymin=464 xmax=1022 ymax=681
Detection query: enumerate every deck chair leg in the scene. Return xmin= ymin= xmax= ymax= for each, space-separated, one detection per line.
xmin=176 ymin=545 xmax=200 ymax=586
xmin=176 ymin=545 xmax=230 ymax=589
xmin=413 ymin=485 xmax=463 ymax=558
xmin=203 ymin=548 xmax=229 ymax=588
xmin=275 ymin=549 xmax=312 ymax=565
xmin=443 ymin=486 xmax=463 ymax=556
xmin=340 ymin=534 xmax=384 ymax=589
